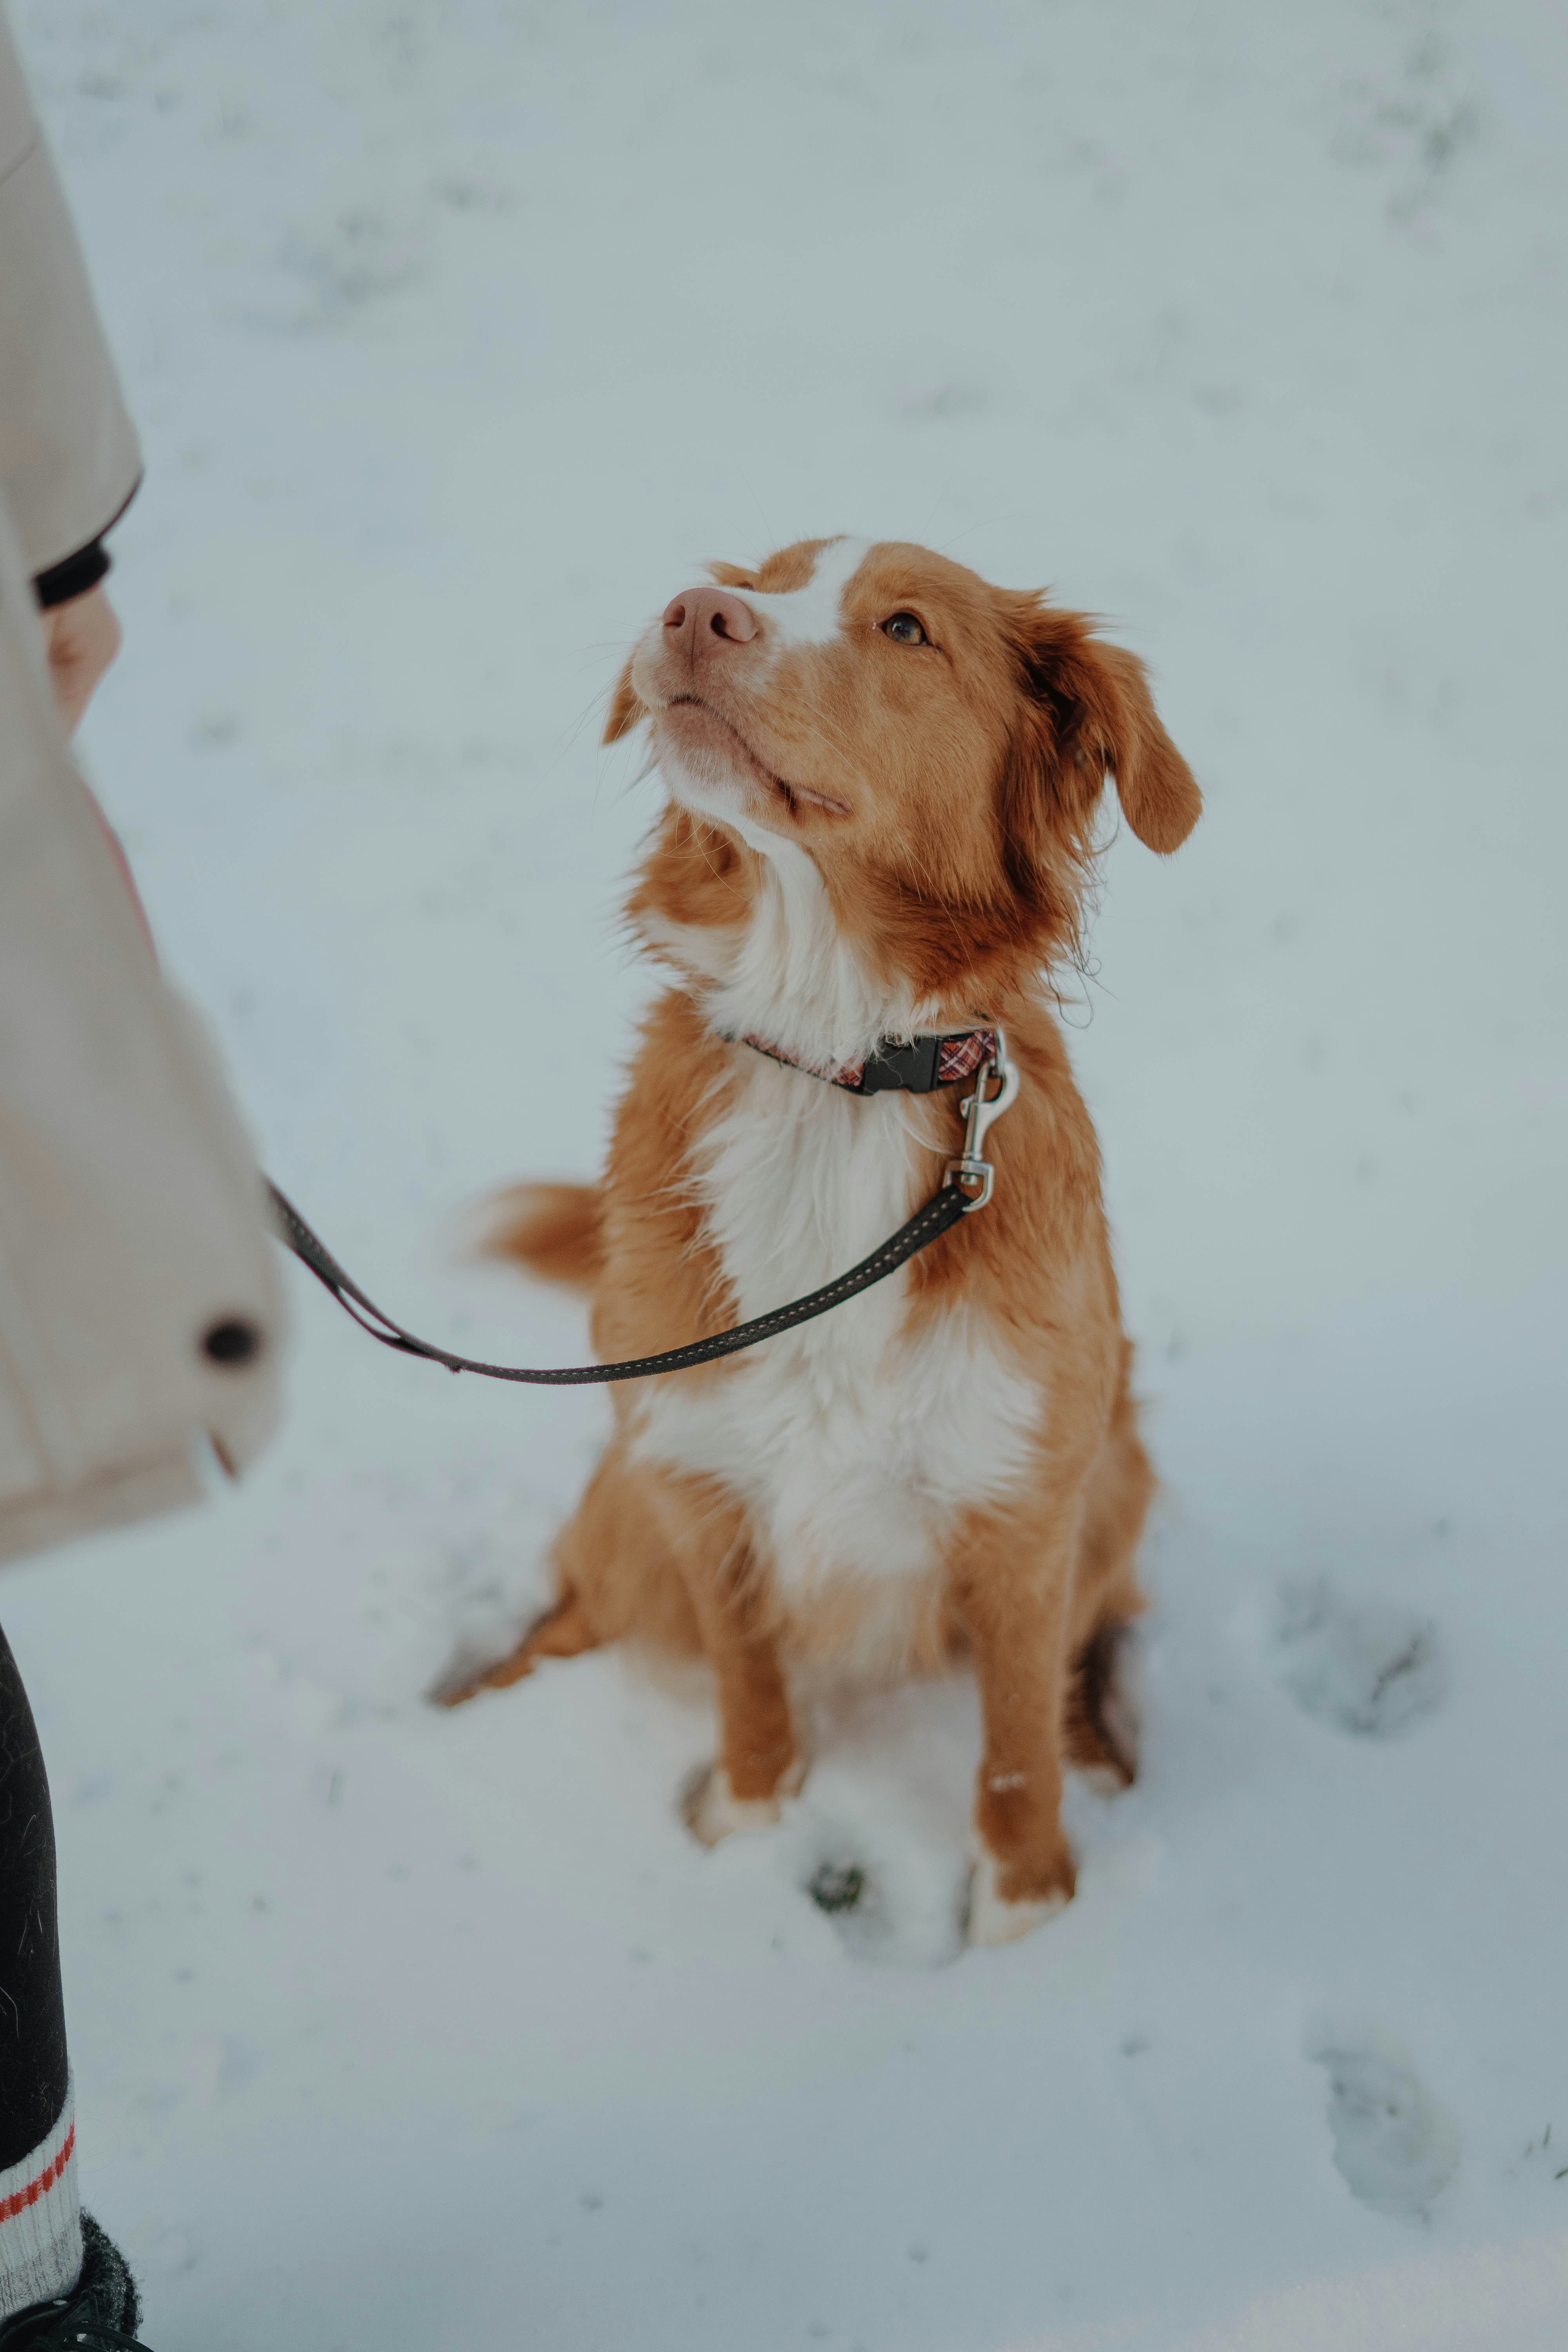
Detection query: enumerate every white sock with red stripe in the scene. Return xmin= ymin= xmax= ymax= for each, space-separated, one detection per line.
xmin=0 ymin=2082 xmax=81 ymax=2321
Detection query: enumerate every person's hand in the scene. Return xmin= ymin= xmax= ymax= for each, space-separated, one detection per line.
xmin=36 ymin=583 xmax=151 ymax=947
xmin=39 ymin=583 xmax=121 ymax=734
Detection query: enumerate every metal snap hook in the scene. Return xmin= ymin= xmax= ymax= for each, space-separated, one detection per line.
xmin=944 ymin=1030 xmax=1019 ymax=1211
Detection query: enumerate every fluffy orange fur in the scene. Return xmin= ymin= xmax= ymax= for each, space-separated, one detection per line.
xmin=443 ymin=538 xmax=1200 ymax=1945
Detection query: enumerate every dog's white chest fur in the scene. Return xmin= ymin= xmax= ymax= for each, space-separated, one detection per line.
xmin=632 ymin=836 xmax=1040 ymax=1607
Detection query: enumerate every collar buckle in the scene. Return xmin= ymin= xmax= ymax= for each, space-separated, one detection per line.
xmin=855 ymin=1035 xmax=940 ymax=1093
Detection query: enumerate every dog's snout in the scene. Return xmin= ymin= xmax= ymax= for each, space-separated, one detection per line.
xmin=661 ymin=586 xmax=758 ymax=651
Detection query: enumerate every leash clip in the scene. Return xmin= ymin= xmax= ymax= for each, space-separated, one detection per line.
xmin=944 ymin=1030 xmax=1018 ymax=1212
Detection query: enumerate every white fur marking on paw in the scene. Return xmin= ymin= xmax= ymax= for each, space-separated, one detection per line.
xmin=966 ymin=1846 xmax=1071 ymax=1947
xmin=684 ymin=1759 xmax=803 ymax=1849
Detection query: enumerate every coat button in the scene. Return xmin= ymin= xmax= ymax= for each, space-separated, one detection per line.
xmin=202 ymin=1316 xmax=263 ymax=1367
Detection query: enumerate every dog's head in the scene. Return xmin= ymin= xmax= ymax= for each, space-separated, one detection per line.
xmin=610 ymin=536 xmax=1200 ymax=1045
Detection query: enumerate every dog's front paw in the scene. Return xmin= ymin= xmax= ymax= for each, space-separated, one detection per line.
xmin=682 ymin=1757 xmax=804 ymax=1849
xmin=966 ymin=1842 xmax=1074 ymax=1947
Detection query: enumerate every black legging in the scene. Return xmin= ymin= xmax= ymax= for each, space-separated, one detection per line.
xmin=0 ymin=1629 xmax=69 ymax=2172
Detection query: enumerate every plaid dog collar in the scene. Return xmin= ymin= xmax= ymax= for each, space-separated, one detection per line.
xmin=738 ymin=1026 xmax=998 ymax=1096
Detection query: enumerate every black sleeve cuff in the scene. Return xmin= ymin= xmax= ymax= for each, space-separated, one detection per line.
xmin=32 ymin=537 xmax=111 ymax=611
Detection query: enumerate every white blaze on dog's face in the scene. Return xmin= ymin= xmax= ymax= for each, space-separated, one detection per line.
xmin=609 ymin=535 xmax=1201 ymax=1010
xmin=631 ymin=535 xmax=876 ymax=844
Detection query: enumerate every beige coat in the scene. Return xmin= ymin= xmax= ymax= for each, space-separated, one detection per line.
xmin=0 ymin=10 xmax=283 ymax=1566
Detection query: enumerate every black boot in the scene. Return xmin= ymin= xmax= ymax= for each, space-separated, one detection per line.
xmin=0 ymin=2213 xmax=149 ymax=2349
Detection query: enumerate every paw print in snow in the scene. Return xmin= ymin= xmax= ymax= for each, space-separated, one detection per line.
xmin=1308 ymin=2029 xmax=1460 ymax=2218
xmin=1328 ymin=34 xmax=1482 ymax=220
xmin=797 ymin=1831 xmax=967 ymax=1969
xmin=1269 ymin=1579 xmax=1446 ymax=1739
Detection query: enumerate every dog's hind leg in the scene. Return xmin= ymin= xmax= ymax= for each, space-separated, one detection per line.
xmin=434 ymin=1440 xmax=704 ymax=1709
xmin=1065 ymin=1617 xmax=1140 ymax=1791
xmin=434 ymin=1587 xmax=601 ymax=1707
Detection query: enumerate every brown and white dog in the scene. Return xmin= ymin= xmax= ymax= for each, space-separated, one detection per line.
xmin=443 ymin=536 xmax=1201 ymax=1946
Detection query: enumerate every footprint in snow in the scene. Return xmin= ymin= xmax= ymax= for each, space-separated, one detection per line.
xmin=1308 ymin=2027 xmax=1460 ymax=2218
xmin=797 ymin=1833 xmax=968 ymax=1969
xmin=1269 ymin=1578 xmax=1446 ymax=1738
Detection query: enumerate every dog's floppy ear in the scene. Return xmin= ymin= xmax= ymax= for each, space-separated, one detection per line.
xmin=1011 ymin=604 xmax=1201 ymax=855
xmin=603 ymin=657 xmax=647 ymax=746
xmin=1082 ymin=639 xmax=1202 ymax=852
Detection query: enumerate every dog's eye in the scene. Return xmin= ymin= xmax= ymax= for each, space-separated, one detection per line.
xmin=882 ymin=612 xmax=928 ymax=646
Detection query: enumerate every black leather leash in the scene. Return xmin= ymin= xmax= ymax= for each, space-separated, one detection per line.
xmin=267 ymin=1176 xmax=968 ymax=1386
xmin=266 ymin=1035 xmax=1018 ymax=1387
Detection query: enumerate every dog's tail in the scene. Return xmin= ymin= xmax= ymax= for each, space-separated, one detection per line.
xmin=479 ymin=1182 xmax=603 ymax=1294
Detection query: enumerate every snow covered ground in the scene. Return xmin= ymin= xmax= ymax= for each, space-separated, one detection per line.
xmin=7 ymin=1 xmax=1568 ymax=2345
